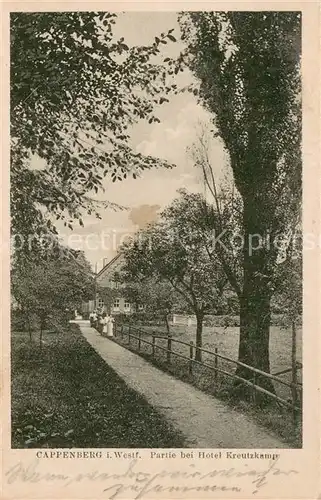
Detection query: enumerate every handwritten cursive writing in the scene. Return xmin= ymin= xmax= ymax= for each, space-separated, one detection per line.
xmin=5 ymin=456 xmax=298 ymax=499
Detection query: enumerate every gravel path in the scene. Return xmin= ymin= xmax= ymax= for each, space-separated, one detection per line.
xmin=79 ymin=321 xmax=287 ymax=449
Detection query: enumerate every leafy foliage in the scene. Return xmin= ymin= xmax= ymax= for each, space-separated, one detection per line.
xmin=180 ymin=10 xmax=301 ymax=278
xmin=121 ymin=191 xmax=227 ymax=315
xmin=97 ymin=285 xmax=119 ymax=314
xmin=11 ymin=248 xmax=94 ymax=333
xmin=121 ymin=279 xmax=185 ymax=332
xmin=11 ymin=12 xmax=177 ymax=256
xmin=189 ymin=123 xmax=302 ymax=317
xmin=120 ymin=191 xmax=229 ymax=358
xmin=180 ymin=11 xmax=301 ymax=200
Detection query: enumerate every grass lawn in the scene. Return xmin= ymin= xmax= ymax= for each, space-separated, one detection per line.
xmin=11 ymin=324 xmax=186 ymax=448
xmin=114 ymin=322 xmax=302 ymax=447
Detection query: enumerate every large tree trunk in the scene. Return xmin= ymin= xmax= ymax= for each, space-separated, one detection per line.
xmin=236 ymin=279 xmax=273 ymax=387
xmin=235 ymin=192 xmax=276 ymax=401
xmin=195 ymin=311 xmax=204 ymax=362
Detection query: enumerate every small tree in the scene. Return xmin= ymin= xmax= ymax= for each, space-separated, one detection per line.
xmin=121 ymin=191 xmax=227 ymax=360
xmin=188 ymin=124 xmax=243 ymax=300
xmin=11 ymin=270 xmax=37 ymax=341
xmin=11 ymin=248 xmax=95 ymax=343
xmin=122 ymin=279 xmax=184 ymax=334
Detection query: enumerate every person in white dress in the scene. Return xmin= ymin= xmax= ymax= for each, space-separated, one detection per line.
xmin=102 ymin=313 xmax=109 ymax=336
xmin=92 ymin=310 xmax=98 ymax=330
xmin=89 ymin=310 xmax=96 ymax=327
xmin=107 ymin=315 xmax=114 ymax=337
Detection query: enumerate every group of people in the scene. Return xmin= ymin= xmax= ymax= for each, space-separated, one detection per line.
xmin=89 ymin=310 xmax=114 ymax=337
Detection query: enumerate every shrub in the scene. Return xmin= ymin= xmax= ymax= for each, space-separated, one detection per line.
xmin=203 ymin=315 xmax=240 ymax=327
xmin=125 ymin=312 xmax=166 ymax=326
xmin=11 ymin=310 xmax=27 ymax=332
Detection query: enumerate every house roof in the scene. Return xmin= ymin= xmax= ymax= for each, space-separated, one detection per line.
xmin=96 ymin=253 xmax=123 ymax=279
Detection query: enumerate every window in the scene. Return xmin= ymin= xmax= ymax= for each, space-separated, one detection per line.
xmin=138 ymin=304 xmax=144 ymax=311
xmin=113 ymin=298 xmax=120 ymax=310
xmin=97 ymin=298 xmax=104 ymax=309
xmin=124 ymin=301 xmax=131 ymax=312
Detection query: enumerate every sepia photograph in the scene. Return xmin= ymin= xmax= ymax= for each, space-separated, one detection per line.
xmin=10 ymin=9 xmax=304 ymax=453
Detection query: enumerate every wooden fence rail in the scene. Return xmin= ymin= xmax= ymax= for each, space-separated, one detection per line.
xmin=149 ymin=333 xmax=302 ymax=390
xmin=115 ymin=323 xmax=302 ymax=424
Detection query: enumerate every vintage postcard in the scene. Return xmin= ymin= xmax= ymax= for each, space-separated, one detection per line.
xmin=1 ymin=1 xmax=320 ymax=499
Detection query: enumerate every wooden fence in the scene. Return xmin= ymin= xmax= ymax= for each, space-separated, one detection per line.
xmin=115 ymin=323 xmax=302 ymax=426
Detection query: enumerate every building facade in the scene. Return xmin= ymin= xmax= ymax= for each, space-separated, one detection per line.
xmin=84 ymin=253 xmax=135 ymax=315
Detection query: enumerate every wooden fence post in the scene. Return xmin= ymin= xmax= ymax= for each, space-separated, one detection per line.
xmin=291 ymin=320 xmax=298 ymax=426
xmin=152 ymin=336 xmax=155 ymax=358
xmin=128 ymin=325 xmax=131 ymax=346
xmin=252 ymin=372 xmax=257 ymax=404
xmin=167 ymin=336 xmax=172 ymax=364
xmin=189 ymin=341 xmax=194 ymax=375
xmin=121 ymin=324 xmax=124 ymax=339
xmin=138 ymin=330 xmax=141 ymax=351
xmin=214 ymin=347 xmax=218 ymax=385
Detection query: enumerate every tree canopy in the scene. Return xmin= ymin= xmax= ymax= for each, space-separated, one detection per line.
xmin=121 ymin=190 xmax=228 ymax=359
xmin=11 ymin=248 xmax=94 ymax=338
xmin=11 ymin=12 xmax=177 ymax=258
xmin=180 ymin=12 xmax=301 ymax=198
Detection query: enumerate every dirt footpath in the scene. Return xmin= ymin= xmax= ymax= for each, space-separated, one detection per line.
xmin=80 ymin=322 xmax=287 ymax=449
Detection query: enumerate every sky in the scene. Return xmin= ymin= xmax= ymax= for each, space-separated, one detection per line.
xmin=38 ymin=12 xmax=231 ymax=271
